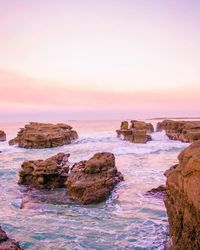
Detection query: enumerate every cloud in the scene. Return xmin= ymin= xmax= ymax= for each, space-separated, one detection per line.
xmin=0 ymin=68 xmax=200 ymax=120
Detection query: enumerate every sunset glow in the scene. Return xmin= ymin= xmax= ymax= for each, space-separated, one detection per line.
xmin=0 ymin=0 xmax=200 ymax=120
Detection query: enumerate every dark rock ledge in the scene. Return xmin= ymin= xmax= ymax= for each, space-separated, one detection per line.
xmin=0 ymin=226 xmax=22 ymax=250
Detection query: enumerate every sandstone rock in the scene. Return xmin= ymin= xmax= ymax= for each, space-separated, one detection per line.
xmin=164 ymin=140 xmax=200 ymax=249
xmin=120 ymin=121 xmax=129 ymax=130
xmin=116 ymin=120 xmax=153 ymax=143
xmin=156 ymin=120 xmax=200 ymax=142
xmin=9 ymin=122 xmax=78 ymax=148
xmin=0 ymin=130 xmax=6 ymax=141
xmin=66 ymin=152 xmax=124 ymax=204
xmin=130 ymin=120 xmax=154 ymax=133
xmin=0 ymin=226 xmax=22 ymax=250
xmin=18 ymin=153 xmax=70 ymax=189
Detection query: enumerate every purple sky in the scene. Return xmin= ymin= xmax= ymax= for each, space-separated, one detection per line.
xmin=0 ymin=0 xmax=199 ymax=120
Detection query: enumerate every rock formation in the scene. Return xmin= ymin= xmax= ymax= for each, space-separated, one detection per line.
xmin=0 ymin=226 xmax=22 ymax=250
xmin=66 ymin=152 xmax=124 ymax=204
xmin=116 ymin=120 xmax=154 ymax=143
xmin=164 ymin=140 xmax=200 ymax=249
xmin=0 ymin=130 xmax=6 ymax=141
xmin=19 ymin=153 xmax=70 ymax=189
xmin=156 ymin=120 xmax=200 ymax=142
xmin=9 ymin=122 xmax=78 ymax=148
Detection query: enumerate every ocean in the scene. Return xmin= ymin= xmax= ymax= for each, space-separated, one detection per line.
xmin=0 ymin=120 xmax=189 ymax=250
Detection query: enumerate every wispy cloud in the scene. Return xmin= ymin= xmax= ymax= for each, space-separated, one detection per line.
xmin=0 ymin=69 xmax=199 ymax=120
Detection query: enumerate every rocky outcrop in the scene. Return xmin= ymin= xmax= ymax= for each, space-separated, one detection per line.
xmin=116 ymin=120 xmax=154 ymax=143
xmin=18 ymin=153 xmax=70 ymax=189
xmin=18 ymin=152 xmax=124 ymax=204
xmin=0 ymin=226 xmax=22 ymax=250
xmin=164 ymin=140 xmax=200 ymax=249
xmin=9 ymin=122 xmax=78 ymax=148
xmin=0 ymin=130 xmax=6 ymax=141
xmin=156 ymin=120 xmax=200 ymax=142
xmin=66 ymin=152 xmax=124 ymax=204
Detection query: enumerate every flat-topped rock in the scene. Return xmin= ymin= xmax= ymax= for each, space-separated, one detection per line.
xmin=0 ymin=130 xmax=6 ymax=141
xmin=116 ymin=120 xmax=153 ymax=143
xmin=130 ymin=120 xmax=154 ymax=133
xmin=156 ymin=119 xmax=200 ymax=142
xmin=164 ymin=140 xmax=200 ymax=249
xmin=19 ymin=153 xmax=70 ymax=188
xmin=0 ymin=226 xmax=22 ymax=250
xmin=66 ymin=152 xmax=124 ymax=204
xmin=9 ymin=122 xmax=78 ymax=148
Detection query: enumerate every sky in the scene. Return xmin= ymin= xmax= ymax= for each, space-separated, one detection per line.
xmin=0 ymin=0 xmax=200 ymax=120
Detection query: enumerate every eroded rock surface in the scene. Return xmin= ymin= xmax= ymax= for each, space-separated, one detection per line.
xmin=164 ymin=140 xmax=200 ymax=249
xmin=0 ymin=226 xmax=22 ymax=250
xmin=9 ymin=122 xmax=78 ymax=148
xmin=19 ymin=153 xmax=70 ymax=189
xmin=116 ymin=120 xmax=154 ymax=143
xmin=156 ymin=120 xmax=200 ymax=142
xmin=0 ymin=130 xmax=6 ymax=141
xmin=66 ymin=152 xmax=124 ymax=204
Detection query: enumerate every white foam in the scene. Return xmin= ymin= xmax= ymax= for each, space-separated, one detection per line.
xmin=151 ymin=131 xmax=170 ymax=141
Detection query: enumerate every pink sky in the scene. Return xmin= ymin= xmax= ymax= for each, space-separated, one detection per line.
xmin=0 ymin=0 xmax=200 ymax=120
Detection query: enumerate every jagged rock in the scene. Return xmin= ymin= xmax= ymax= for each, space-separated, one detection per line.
xmin=66 ymin=152 xmax=124 ymax=204
xmin=147 ymin=185 xmax=166 ymax=194
xmin=0 ymin=226 xmax=22 ymax=250
xmin=164 ymin=140 xmax=200 ymax=249
xmin=0 ymin=130 xmax=6 ymax=141
xmin=156 ymin=120 xmax=200 ymax=142
xmin=9 ymin=122 xmax=78 ymax=148
xmin=18 ymin=153 xmax=70 ymax=189
xmin=116 ymin=120 xmax=153 ymax=143
xmin=146 ymin=185 xmax=166 ymax=199
xmin=120 ymin=121 xmax=129 ymax=130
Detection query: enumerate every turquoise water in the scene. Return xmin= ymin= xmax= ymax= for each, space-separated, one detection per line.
xmin=0 ymin=120 xmax=188 ymax=249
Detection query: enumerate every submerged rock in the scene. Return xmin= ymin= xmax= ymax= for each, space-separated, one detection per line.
xmin=147 ymin=185 xmax=166 ymax=194
xmin=0 ymin=130 xmax=6 ymax=141
xmin=19 ymin=187 xmax=72 ymax=209
xmin=164 ymin=140 xmax=200 ymax=249
xmin=116 ymin=120 xmax=154 ymax=143
xmin=19 ymin=153 xmax=70 ymax=189
xmin=0 ymin=226 xmax=22 ymax=250
xmin=66 ymin=152 xmax=124 ymax=204
xmin=146 ymin=185 xmax=166 ymax=199
xmin=156 ymin=119 xmax=200 ymax=142
xmin=9 ymin=122 xmax=78 ymax=148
